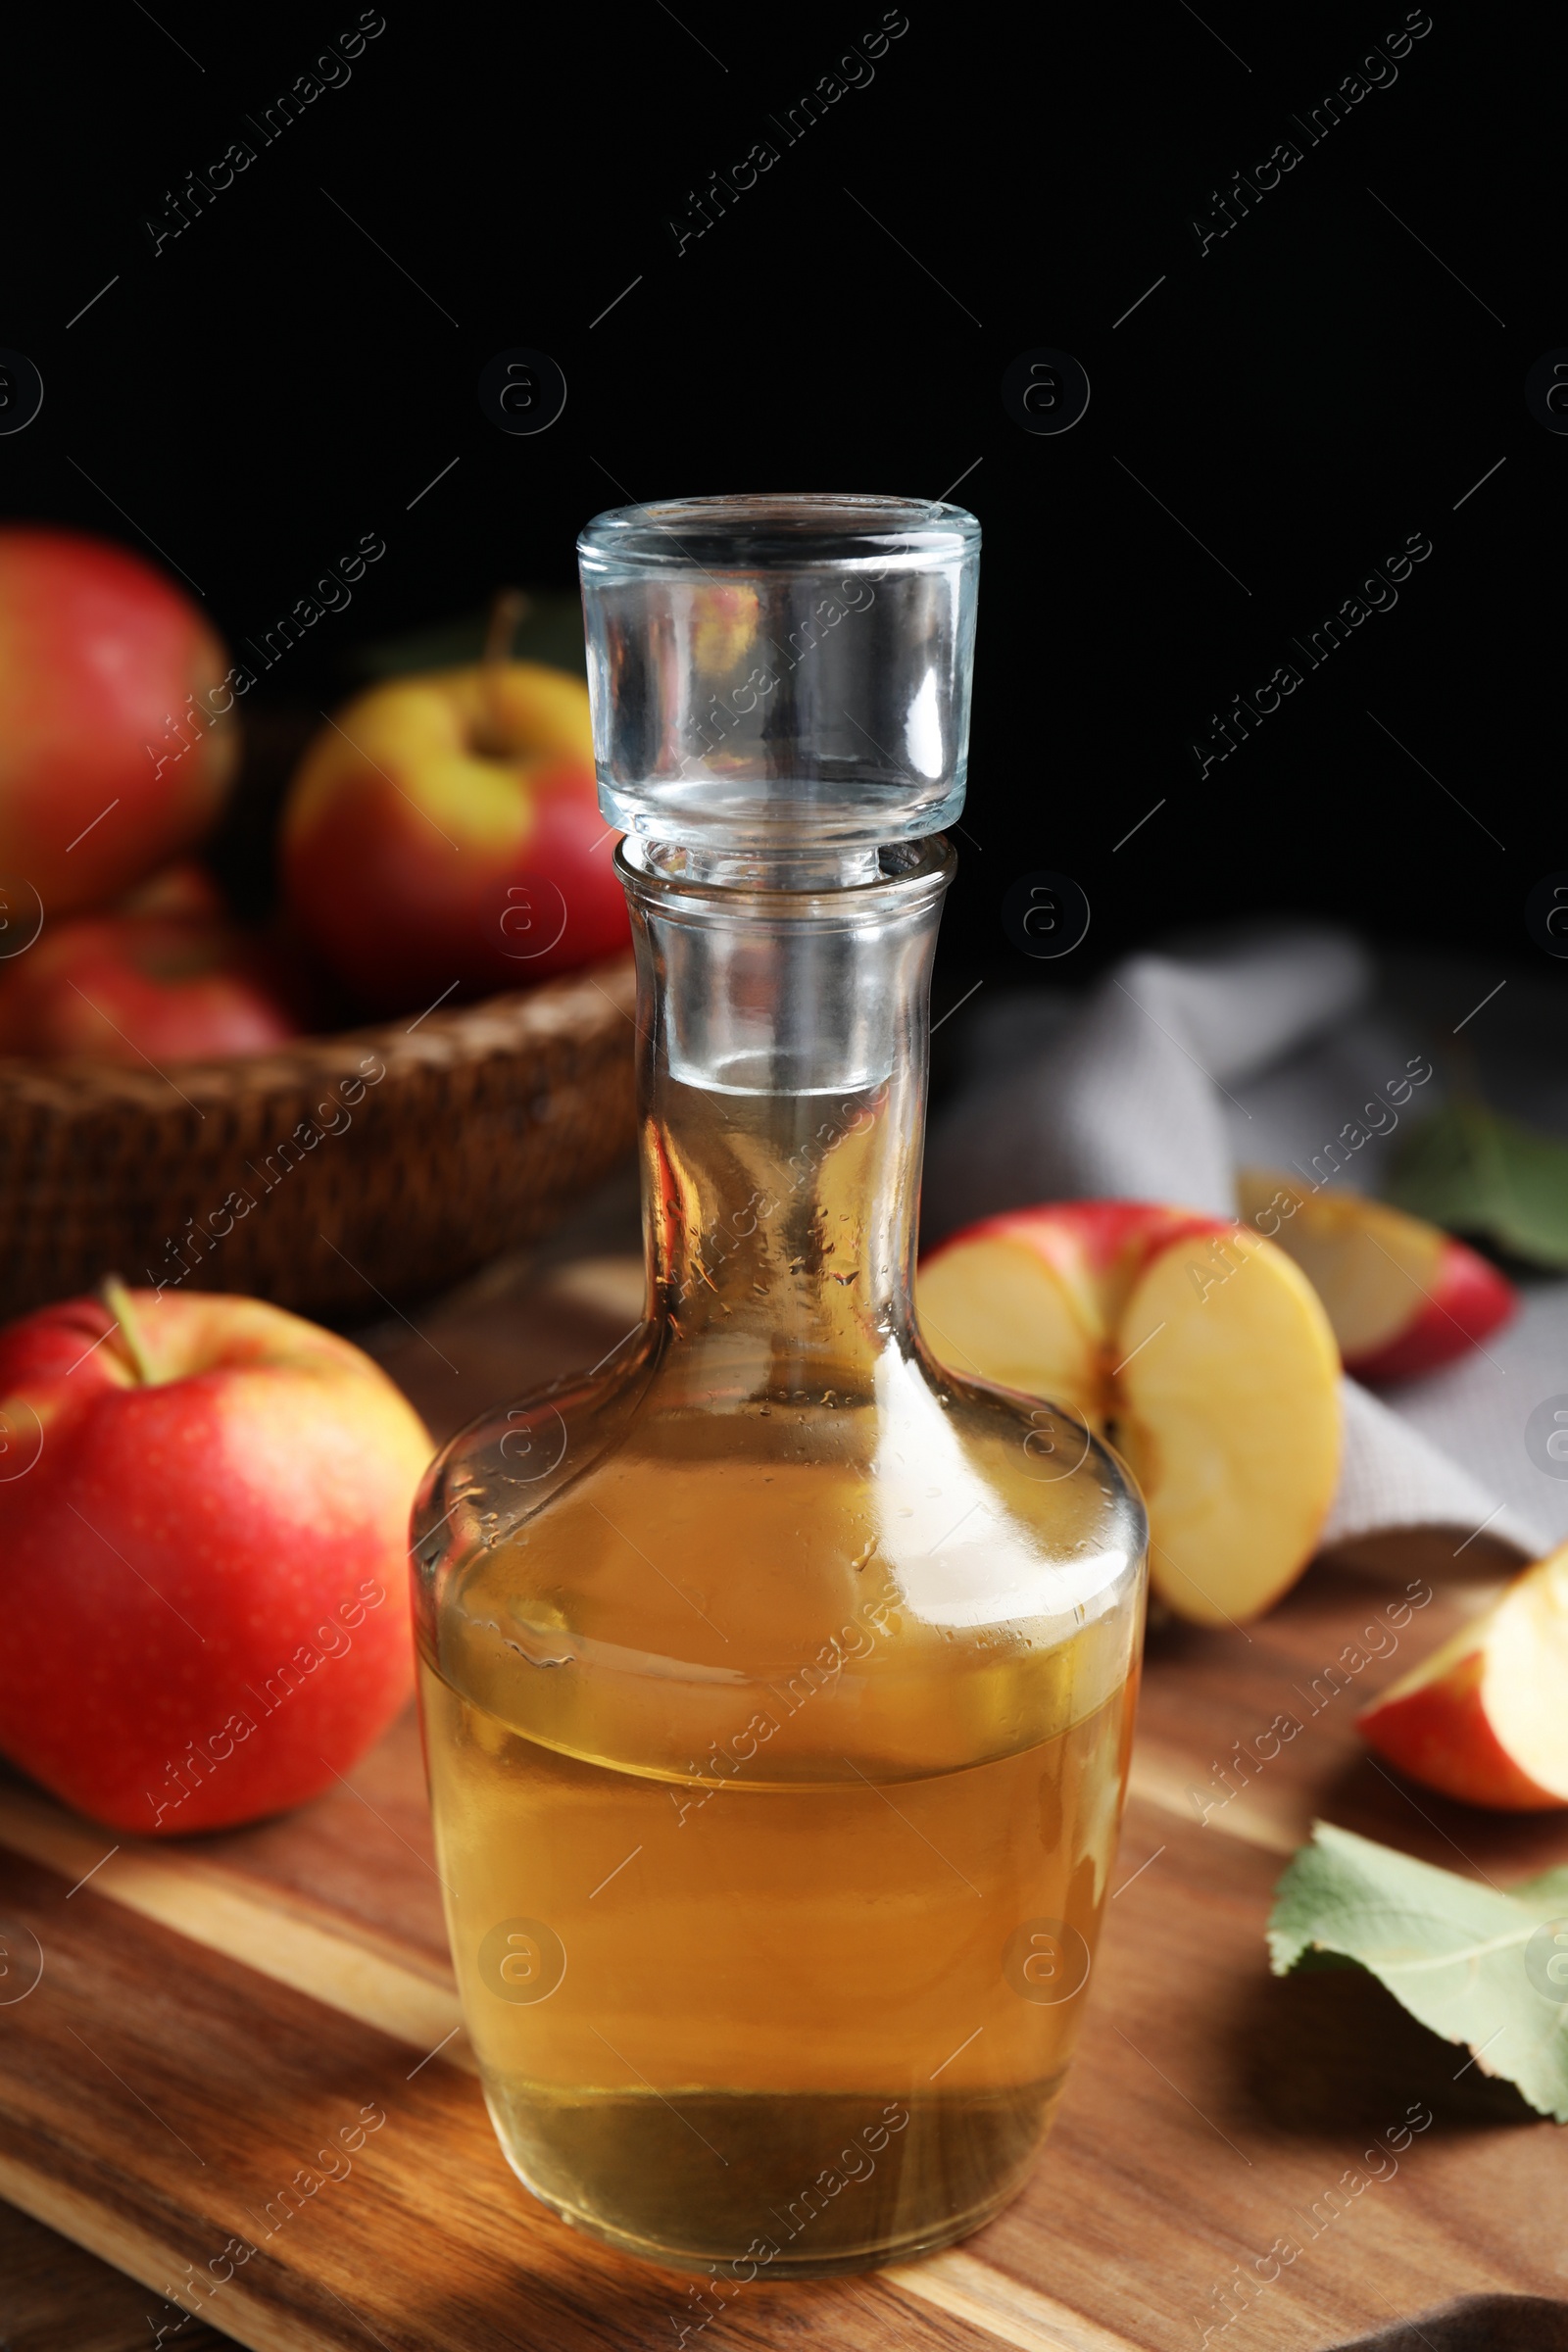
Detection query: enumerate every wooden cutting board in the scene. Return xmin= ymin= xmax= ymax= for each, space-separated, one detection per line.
xmin=1 ymin=1258 xmax=1563 ymax=2352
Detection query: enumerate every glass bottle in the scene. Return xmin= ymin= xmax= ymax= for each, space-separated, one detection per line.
xmin=413 ymin=495 xmax=1147 ymax=2279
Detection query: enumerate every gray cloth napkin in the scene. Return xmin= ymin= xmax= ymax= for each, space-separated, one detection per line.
xmin=1324 ymin=2297 xmax=1568 ymax=2351
xmin=923 ymin=927 xmax=1568 ymax=1563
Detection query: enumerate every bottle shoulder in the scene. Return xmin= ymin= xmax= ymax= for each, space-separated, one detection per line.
xmin=414 ymin=1328 xmax=1146 ymax=1783
xmin=416 ymin=1328 xmax=1143 ymax=1587
xmin=414 ymin=1323 xmax=660 ymax=1567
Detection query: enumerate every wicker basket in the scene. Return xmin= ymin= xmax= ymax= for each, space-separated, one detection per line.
xmin=0 ymin=956 xmax=638 ymax=1321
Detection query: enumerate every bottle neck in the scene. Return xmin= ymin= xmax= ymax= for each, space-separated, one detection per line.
xmin=620 ymin=839 xmax=952 ymax=1389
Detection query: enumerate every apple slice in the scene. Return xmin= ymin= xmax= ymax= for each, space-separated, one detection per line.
xmin=1236 ymin=1169 xmax=1515 ymax=1383
xmin=1357 ymin=1545 xmax=1568 ymax=1809
xmin=918 ymin=1201 xmax=1341 ymax=1626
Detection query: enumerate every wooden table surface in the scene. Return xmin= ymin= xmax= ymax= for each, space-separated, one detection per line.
xmin=1 ymin=1233 xmax=1561 ymax=2352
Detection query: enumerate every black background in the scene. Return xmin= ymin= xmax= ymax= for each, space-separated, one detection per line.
xmin=3 ymin=0 xmax=1556 ymax=1003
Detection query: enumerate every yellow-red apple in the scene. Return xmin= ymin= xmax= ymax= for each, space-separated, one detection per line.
xmin=280 ymin=660 xmax=627 ymax=1015
xmin=1357 ymin=1544 xmax=1568 ymax=1808
xmin=0 ymin=1284 xmax=431 ymax=1835
xmin=0 ymin=529 xmax=238 ymax=916
xmin=918 ymin=1200 xmax=1342 ymax=1626
xmin=1237 ymin=1170 xmax=1515 ymax=1383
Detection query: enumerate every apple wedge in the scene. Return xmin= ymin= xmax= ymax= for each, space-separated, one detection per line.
xmin=918 ymin=1201 xmax=1342 ymax=1627
xmin=1236 ymin=1169 xmax=1515 ymax=1383
xmin=1357 ymin=1545 xmax=1568 ymax=1809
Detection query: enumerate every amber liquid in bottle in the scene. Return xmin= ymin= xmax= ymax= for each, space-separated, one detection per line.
xmin=417 ymin=1043 xmax=1145 ymax=2276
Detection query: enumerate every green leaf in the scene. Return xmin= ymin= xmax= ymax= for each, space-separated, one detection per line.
xmin=1268 ymin=1821 xmax=1568 ymax=2122
xmin=1389 ymin=1099 xmax=1568 ymax=1269
xmin=1511 ymin=1862 xmax=1568 ymax=1918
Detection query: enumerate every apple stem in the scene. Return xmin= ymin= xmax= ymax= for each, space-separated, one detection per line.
xmin=480 ymin=587 xmax=530 ymax=756
xmin=101 ymin=1274 xmax=159 ymax=1386
xmin=484 ymin=586 xmax=529 ymax=669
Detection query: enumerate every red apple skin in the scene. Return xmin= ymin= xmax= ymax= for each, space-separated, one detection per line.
xmin=115 ymin=858 xmax=227 ymax=921
xmin=1345 ymin=1239 xmax=1516 ymax=1384
xmin=287 ymin=760 xmax=623 ymax=1009
xmin=1358 ymin=1652 xmax=1556 ymax=1810
xmin=0 ymin=531 xmax=239 ymax=916
xmin=920 ymin=1201 xmax=1236 ymax=1379
xmin=281 ymin=665 xmax=629 ymax=1016
xmin=0 ymin=911 xmax=301 ymax=1061
xmin=0 ymin=1291 xmax=431 ymax=1836
xmin=923 ymin=1200 xmax=1228 ymax=1293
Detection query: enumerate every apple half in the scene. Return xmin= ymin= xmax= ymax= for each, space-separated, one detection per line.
xmin=917 ymin=1201 xmax=1342 ymax=1627
xmin=1236 ymin=1169 xmax=1515 ymax=1384
xmin=1357 ymin=1545 xmax=1568 ymax=1809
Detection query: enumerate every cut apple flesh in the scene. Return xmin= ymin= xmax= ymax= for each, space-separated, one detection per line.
xmin=917 ymin=1232 xmax=1105 ymax=1427
xmin=1114 ymin=1232 xmax=1341 ymax=1624
xmin=1358 ymin=1545 xmax=1568 ymax=1808
xmin=918 ymin=1214 xmax=1341 ymax=1627
xmin=1236 ymin=1172 xmax=1440 ymax=1360
xmin=1235 ymin=1169 xmax=1515 ymax=1382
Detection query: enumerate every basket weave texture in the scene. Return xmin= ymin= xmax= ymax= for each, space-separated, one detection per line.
xmin=0 ymin=955 xmax=638 ymax=1321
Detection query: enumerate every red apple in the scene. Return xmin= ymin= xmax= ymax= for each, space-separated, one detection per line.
xmin=1236 ymin=1170 xmax=1516 ymax=1383
xmin=1357 ymin=1545 xmax=1568 ymax=1809
xmin=0 ymin=906 xmax=301 ymax=1061
xmin=280 ymin=660 xmax=628 ymax=1015
xmin=115 ymin=858 xmax=227 ymax=920
xmin=0 ymin=529 xmax=239 ymax=917
xmin=918 ymin=1200 xmax=1342 ymax=1625
xmin=0 ymin=1284 xmax=431 ymax=1835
